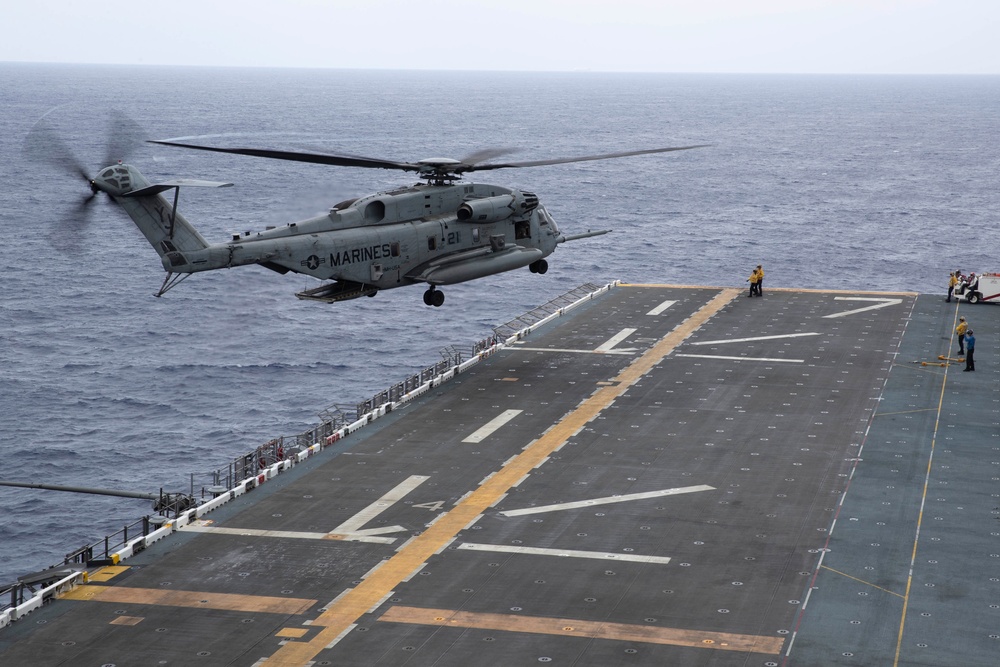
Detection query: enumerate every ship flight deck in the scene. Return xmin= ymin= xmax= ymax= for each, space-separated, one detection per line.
xmin=1 ymin=284 xmax=998 ymax=666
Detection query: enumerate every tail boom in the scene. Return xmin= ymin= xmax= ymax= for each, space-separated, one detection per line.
xmin=92 ymin=164 xmax=230 ymax=263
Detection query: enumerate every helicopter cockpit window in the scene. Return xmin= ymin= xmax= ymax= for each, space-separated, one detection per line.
xmin=515 ymin=220 xmax=530 ymax=240
xmin=538 ymin=206 xmax=559 ymax=233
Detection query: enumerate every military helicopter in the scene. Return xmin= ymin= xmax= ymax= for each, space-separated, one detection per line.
xmin=27 ymin=116 xmax=705 ymax=306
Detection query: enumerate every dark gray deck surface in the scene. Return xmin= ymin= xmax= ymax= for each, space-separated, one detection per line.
xmin=789 ymin=292 xmax=1000 ymax=666
xmin=1 ymin=285 xmax=996 ymax=666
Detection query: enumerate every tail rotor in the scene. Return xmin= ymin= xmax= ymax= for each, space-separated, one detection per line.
xmin=22 ymin=110 xmax=148 ymax=248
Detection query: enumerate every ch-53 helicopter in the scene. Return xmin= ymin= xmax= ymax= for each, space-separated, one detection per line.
xmin=27 ymin=115 xmax=705 ymax=306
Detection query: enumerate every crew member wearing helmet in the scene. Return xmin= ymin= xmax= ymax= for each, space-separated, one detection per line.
xmin=964 ymin=329 xmax=976 ymax=372
xmin=747 ymin=267 xmax=760 ymax=297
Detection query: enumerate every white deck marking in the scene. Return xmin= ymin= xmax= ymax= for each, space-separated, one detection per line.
xmin=331 ymin=475 xmax=430 ymax=535
xmin=675 ymin=353 xmax=804 ymax=363
xmin=689 ymin=332 xmax=820 ymax=346
xmin=499 ymin=484 xmax=715 ymax=517
xmin=457 ymin=543 xmax=672 ymax=564
xmin=510 ymin=346 xmax=636 ymax=355
xmin=183 ymin=525 xmax=334 ymax=540
xmin=182 ymin=476 xmax=430 ymax=544
xmin=323 ymin=623 xmax=358 ymax=650
xmin=822 ymin=297 xmax=903 ymax=318
xmin=462 ymin=409 xmax=523 ymax=443
xmin=180 ymin=525 xmax=398 ymax=544
xmin=646 ymin=300 xmax=677 ymax=316
xmin=595 ymin=328 xmax=638 ymax=352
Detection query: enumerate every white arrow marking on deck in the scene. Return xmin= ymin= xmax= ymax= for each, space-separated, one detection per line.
xmin=499 ymin=484 xmax=715 ymax=517
xmin=510 ymin=346 xmax=637 ymax=356
xmin=329 ymin=474 xmax=429 ymax=538
xmin=595 ymin=328 xmax=638 ymax=352
xmin=457 ymin=543 xmax=672 ymax=564
xmin=462 ymin=409 xmax=523 ymax=443
xmin=688 ymin=332 xmax=821 ymax=346
xmin=822 ymin=297 xmax=902 ymax=319
xmin=675 ymin=354 xmax=804 ymax=363
xmin=647 ymin=300 xmax=677 ymax=316
xmin=181 ymin=524 xmax=399 ymax=544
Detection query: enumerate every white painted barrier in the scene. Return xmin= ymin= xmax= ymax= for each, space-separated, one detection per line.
xmin=142 ymin=523 xmax=174 ymax=548
xmin=7 ymin=570 xmax=85 ymax=624
xmin=196 ymin=490 xmax=232 ymax=516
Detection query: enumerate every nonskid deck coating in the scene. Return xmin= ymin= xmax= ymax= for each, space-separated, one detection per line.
xmin=0 ymin=285 xmax=996 ymax=666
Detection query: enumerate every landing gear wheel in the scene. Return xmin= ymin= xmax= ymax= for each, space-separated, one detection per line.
xmin=423 ymin=287 xmax=445 ymax=307
xmin=529 ymin=259 xmax=549 ymax=274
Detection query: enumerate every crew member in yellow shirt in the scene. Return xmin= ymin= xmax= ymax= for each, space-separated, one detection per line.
xmin=956 ymin=316 xmax=968 ymax=354
xmin=948 ymin=272 xmax=958 ymax=302
xmin=747 ymin=267 xmax=759 ymax=297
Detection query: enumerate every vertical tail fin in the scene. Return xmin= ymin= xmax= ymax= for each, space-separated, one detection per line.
xmin=93 ymin=164 xmax=231 ymax=258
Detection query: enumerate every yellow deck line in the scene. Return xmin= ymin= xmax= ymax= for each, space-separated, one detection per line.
xmin=873 ymin=408 xmax=940 ymax=417
xmin=265 ymin=287 xmax=740 ymax=666
xmin=379 ymin=605 xmax=785 ymax=654
xmin=893 ymin=304 xmax=956 ymax=666
xmin=820 ymin=565 xmax=904 ymax=599
xmin=61 ymin=585 xmax=316 ymax=615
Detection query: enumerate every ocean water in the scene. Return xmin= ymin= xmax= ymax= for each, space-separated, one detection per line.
xmin=1 ymin=65 xmax=998 ymax=585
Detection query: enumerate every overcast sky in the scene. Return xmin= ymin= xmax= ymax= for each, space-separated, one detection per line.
xmin=4 ymin=0 xmax=997 ymax=74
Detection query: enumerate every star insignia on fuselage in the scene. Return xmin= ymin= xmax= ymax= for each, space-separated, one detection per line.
xmin=301 ymin=254 xmax=325 ymax=270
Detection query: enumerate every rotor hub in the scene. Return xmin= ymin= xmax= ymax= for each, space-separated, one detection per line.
xmin=416 ymin=158 xmax=463 ymax=184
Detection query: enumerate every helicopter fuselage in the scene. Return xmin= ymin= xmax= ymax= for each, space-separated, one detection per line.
xmin=178 ymin=181 xmax=562 ymax=289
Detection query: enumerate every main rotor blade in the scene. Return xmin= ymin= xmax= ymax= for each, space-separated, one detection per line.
xmin=460 ymin=144 xmax=711 ymax=172
xmin=459 ymin=147 xmax=518 ymax=166
xmin=149 ymin=140 xmax=420 ymax=172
